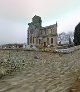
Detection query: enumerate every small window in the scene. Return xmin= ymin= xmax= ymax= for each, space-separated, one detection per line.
xmin=48 ymin=29 xmax=51 ymax=34
xmin=51 ymin=28 xmax=52 ymax=33
xmin=33 ymin=37 xmax=34 ymax=43
xmin=51 ymin=38 xmax=53 ymax=44
xmin=36 ymin=38 xmax=38 ymax=44
xmin=39 ymin=39 xmax=41 ymax=44
xmin=30 ymin=36 xmax=32 ymax=43
xmin=47 ymin=38 xmax=49 ymax=44
xmin=44 ymin=29 xmax=46 ymax=35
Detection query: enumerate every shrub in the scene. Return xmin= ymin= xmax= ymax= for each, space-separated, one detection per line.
xmin=74 ymin=23 xmax=80 ymax=46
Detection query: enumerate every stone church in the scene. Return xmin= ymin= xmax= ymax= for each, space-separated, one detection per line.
xmin=27 ymin=15 xmax=57 ymax=47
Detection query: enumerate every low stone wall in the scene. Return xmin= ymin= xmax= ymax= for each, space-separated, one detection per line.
xmin=25 ymin=45 xmax=80 ymax=54
xmin=54 ymin=45 xmax=80 ymax=53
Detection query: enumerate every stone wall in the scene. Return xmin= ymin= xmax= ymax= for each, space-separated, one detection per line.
xmin=55 ymin=45 xmax=80 ymax=53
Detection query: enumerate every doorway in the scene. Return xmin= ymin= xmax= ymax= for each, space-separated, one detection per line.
xmin=43 ymin=42 xmax=46 ymax=47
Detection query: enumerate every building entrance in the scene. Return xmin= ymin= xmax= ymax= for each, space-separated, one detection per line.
xmin=43 ymin=42 xmax=46 ymax=47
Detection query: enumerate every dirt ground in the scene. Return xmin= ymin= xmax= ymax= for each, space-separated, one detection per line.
xmin=68 ymin=79 xmax=80 ymax=92
xmin=0 ymin=49 xmax=80 ymax=92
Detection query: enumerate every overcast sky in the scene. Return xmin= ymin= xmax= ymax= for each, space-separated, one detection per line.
xmin=0 ymin=0 xmax=80 ymax=44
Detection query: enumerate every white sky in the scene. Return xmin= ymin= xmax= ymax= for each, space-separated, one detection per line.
xmin=0 ymin=0 xmax=80 ymax=44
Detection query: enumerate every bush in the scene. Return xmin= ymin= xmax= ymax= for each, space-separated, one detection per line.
xmin=36 ymin=44 xmax=43 ymax=49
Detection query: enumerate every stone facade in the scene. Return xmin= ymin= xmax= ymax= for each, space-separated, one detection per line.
xmin=27 ymin=15 xmax=58 ymax=47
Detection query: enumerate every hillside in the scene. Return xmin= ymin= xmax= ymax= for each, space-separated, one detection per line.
xmin=0 ymin=49 xmax=80 ymax=92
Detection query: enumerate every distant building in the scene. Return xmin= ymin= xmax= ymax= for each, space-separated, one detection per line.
xmin=1 ymin=43 xmax=24 ymax=49
xmin=27 ymin=15 xmax=58 ymax=47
